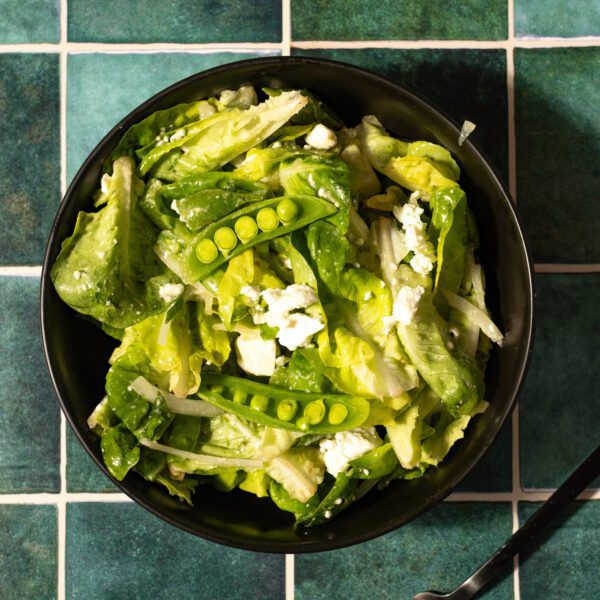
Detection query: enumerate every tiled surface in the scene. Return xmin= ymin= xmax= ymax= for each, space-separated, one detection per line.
xmin=67 ymin=0 xmax=282 ymax=43
xmin=67 ymin=503 xmax=285 ymax=599
xmin=296 ymin=503 xmax=514 ymax=599
xmin=67 ymin=51 xmax=278 ymax=181
xmin=515 ymin=0 xmax=600 ymax=38
xmin=1 ymin=1 xmax=599 ymax=599
xmin=515 ymin=48 xmax=600 ymax=263
xmin=0 ymin=53 xmax=60 ymax=264
xmin=0 ymin=0 xmax=59 ymax=43
xmin=520 ymin=274 xmax=600 ymax=489
xmin=292 ymin=0 xmax=508 ymax=41
xmin=0 ymin=277 xmax=60 ymax=493
xmin=518 ymin=501 xmax=600 ymax=599
xmin=0 ymin=505 xmax=58 ymax=600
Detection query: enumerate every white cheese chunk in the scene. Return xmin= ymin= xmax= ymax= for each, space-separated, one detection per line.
xmin=305 ymin=123 xmax=337 ymax=150
xmin=158 ymin=283 xmax=184 ymax=303
xmin=235 ymin=334 xmax=276 ymax=377
xmin=319 ymin=428 xmax=381 ymax=477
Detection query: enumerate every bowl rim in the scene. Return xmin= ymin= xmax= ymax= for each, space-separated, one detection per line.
xmin=40 ymin=55 xmax=535 ymax=553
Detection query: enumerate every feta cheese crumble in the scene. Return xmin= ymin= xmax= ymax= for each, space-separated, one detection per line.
xmin=392 ymin=195 xmax=436 ymax=275
xmin=240 ymin=285 xmax=261 ymax=304
xmin=305 ymin=123 xmax=337 ymax=150
xmin=319 ymin=428 xmax=381 ymax=477
xmin=158 ymin=283 xmax=184 ymax=303
xmin=235 ymin=334 xmax=276 ymax=377
xmin=382 ymin=285 xmax=425 ymax=332
xmin=252 ymin=284 xmax=325 ymax=351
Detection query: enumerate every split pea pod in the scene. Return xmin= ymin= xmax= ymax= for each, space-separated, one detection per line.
xmin=197 ymin=374 xmax=369 ymax=434
xmin=182 ymin=195 xmax=337 ymax=282
xmin=347 ymin=443 xmax=398 ymax=479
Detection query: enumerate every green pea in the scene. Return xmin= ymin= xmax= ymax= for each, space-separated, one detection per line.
xmin=296 ymin=416 xmax=310 ymax=431
xmin=328 ymin=403 xmax=348 ymax=425
xmin=214 ymin=227 xmax=237 ymax=252
xmin=250 ymin=394 xmax=269 ymax=412
xmin=210 ymin=385 xmax=224 ymax=395
xmin=276 ymin=198 xmax=299 ymax=223
xmin=234 ymin=216 xmax=259 ymax=242
xmin=256 ymin=207 xmax=279 ymax=232
xmin=277 ymin=399 xmax=298 ymax=422
xmin=304 ymin=400 xmax=326 ymax=425
xmin=233 ymin=389 xmax=247 ymax=404
xmin=195 ymin=239 xmax=218 ymax=264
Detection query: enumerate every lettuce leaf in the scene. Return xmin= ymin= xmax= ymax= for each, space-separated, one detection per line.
xmin=51 ymin=156 xmax=177 ymax=329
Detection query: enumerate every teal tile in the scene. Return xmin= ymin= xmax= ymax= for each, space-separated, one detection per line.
xmin=0 ymin=54 xmax=60 ymax=265
xmin=0 ymin=505 xmax=57 ymax=600
xmin=66 ymin=502 xmax=284 ymax=599
xmin=67 ymin=427 xmax=118 ymax=493
xmin=515 ymin=48 xmax=600 ymax=262
xmin=457 ymin=420 xmax=512 ymax=493
xmin=68 ymin=0 xmax=281 ymax=43
xmin=518 ymin=501 xmax=600 ymax=600
xmin=0 ymin=0 xmax=59 ymax=43
xmin=67 ymin=51 xmax=279 ymax=182
xmin=515 ymin=0 xmax=600 ymax=38
xmin=520 ymin=274 xmax=600 ymax=489
xmin=293 ymin=49 xmax=508 ymax=183
xmin=292 ymin=0 xmax=507 ymax=40
xmin=296 ymin=502 xmax=514 ymax=599
xmin=0 ymin=277 xmax=60 ymax=492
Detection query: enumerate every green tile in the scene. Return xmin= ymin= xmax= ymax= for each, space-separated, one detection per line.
xmin=457 ymin=420 xmax=512 ymax=493
xmin=519 ymin=501 xmax=600 ymax=599
xmin=67 ymin=427 xmax=118 ymax=493
xmin=520 ymin=274 xmax=600 ymax=489
xmin=293 ymin=49 xmax=508 ymax=183
xmin=0 ymin=54 xmax=60 ymax=265
xmin=68 ymin=0 xmax=281 ymax=43
xmin=292 ymin=0 xmax=507 ymax=40
xmin=0 ymin=0 xmax=59 ymax=43
xmin=0 ymin=277 xmax=60 ymax=493
xmin=0 ymin=505 xmax=57 ymax=600
xmin=66 ymin=502 xmax=284 ymax=599
xmin=515 ymin=0 xmax=600 ymax=38
xmin=515 ymin=48 xmax=600 ymax=262
xmin=67 ymin=51 xmax=279 ymax=183
xmin=296 ymin=502 xmax=513 ymax=599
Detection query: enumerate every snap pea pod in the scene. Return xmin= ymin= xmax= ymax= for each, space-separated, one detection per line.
xmin=197 ymin=373 xmax=370 ymax=434
xmin=295 ymin=473 xmax=357 ymax=528
xmin=347 ymin=443 xmax=398 ymax=479
xmin=159 ymin=172 xmax=269 ymax=200
xmin=269 ymin=481 xmax=320 ymax=519
xmin=179 ymin=195 xmax=337 ymax=282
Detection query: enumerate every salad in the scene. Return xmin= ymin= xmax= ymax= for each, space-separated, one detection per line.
xmin=51 ymin=86 xmax=503 ymax=528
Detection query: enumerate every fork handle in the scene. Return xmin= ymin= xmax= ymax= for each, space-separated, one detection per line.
xmin=449 ymin=444 xmax=600 ymax=600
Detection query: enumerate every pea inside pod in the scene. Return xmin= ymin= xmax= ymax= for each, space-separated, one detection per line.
xmin=177 ymin=194 xmax=338 ymax=283
xmin=197 ymin=373 xmax=370 ymax=434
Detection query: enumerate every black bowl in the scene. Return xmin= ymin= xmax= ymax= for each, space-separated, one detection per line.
xmin=41 ymin=56 xmax=534 ymax=553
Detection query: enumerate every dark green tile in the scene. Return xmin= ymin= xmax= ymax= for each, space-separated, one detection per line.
xmin=67 ymin=51 xmax=279 ymax=182
xmin=68 ymin=0 xmax=281 ymax=43
xmin=293 ymin=49 xmax=508 ymax=183
xmin=519 ymin=501 xmax=600 ymax=600
xmin=296 ymin=502 xmax=513 ymax=599
xmin=0 ymin=0 xmax=59 ymax=43
xmin=0 ymin=505 xmax=57 ymax=600
xmin=0 ymin=54 xmax=60 ymax=265
xmin=66 ymin=502 xmax=284 ymax=599
xmin=292 ymin=0 xmax=507 ymax=40
xmin=520 ymin=274 xmax=600 ymax=489
xmin=67 ymin=427 xmax=118 ymax=493
xmin=515 ymin=48 xmax=600 ymax=262
xmin=515 ymin=0 xmax=600 ymax=38
xmin=0 ymin=277 xmax=60 ymax=493
xmin=457 ymin=420 xmax=512 ymax=493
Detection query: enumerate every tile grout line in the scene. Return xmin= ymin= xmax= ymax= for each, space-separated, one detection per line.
xmin=0 ymin=37 xmax=599 ymax=54
xmin=507 ymin=3 xmax=521 ymax=598
xmin=282 ymin=3 xmax=293 ymax=598
xmin=57 ymin=1 xmax=68 ymax=598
